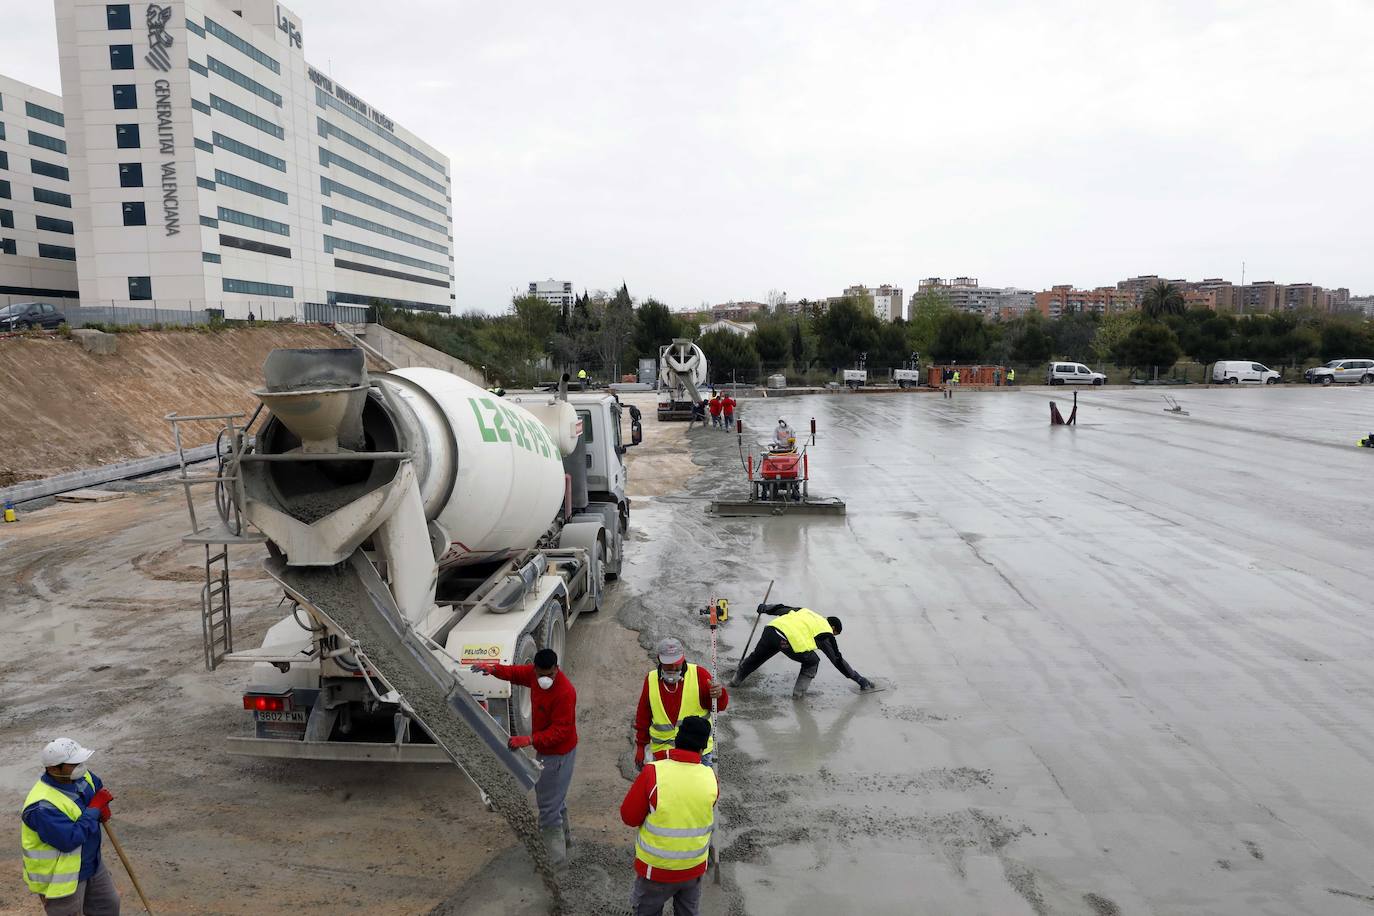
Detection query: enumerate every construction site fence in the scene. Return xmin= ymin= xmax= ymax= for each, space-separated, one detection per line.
xmin=0 ymin=296 xmax=371 ymax=328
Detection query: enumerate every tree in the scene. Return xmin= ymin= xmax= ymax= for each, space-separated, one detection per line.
xmin=698 ymin=329 xmax=760 ymax=382
xmin=813 ymin=297 xmax=879 ymax=370
xmin=1115 ymin=321 xmax=1181 ymax=373
xmin=1140 ymin=281 xmax=1186 ymax=320
xmin=906 ymin=288 xmax=952 ymax=358
xmin=753 ymin=321 xmax=789 ymax=366
xmin=593 ymin=283 xmax=636 ymax=379
xmin=1319 ymin=321 xmax=1371 ymax=361
xmin=930 ymin=312 xmax=991 ymax=363
xmin=1011 ymin=314 xmax=1053 ymax=365
xmin=788 ymin=320 xmax=805 ymax=366
xmin=1179 ymin=314 xmax=1235 ymax=365
xmin=1050 ymin=312 xmax=1098 ymax=362
xmin=1091 ymin=311 xmax=1139 ymax=364
xmin=633 ymin=299 xmax=682 ymax=359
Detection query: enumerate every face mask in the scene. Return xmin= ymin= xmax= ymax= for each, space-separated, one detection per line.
xmin=660 ymin=668 xmax=683 ymax=685
xmin=537 ymin=676 xmax=554 ymax=690
xmin=64 ymin=764 xmax=87 ymax=782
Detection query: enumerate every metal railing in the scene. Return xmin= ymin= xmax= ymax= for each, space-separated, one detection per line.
xmin=0 ymin=295 xmax=370 ymax=328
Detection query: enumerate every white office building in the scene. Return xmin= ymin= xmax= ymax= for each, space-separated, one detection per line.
xmin=0 ymin=74 xmax=81 ymax=303
xmin=528 ymin=279 xmax=573 ymax=309
xmin=841 ymin=284 xmax=904 ymax=321
xmin=49 ymin=0 xmax=454 ymax=317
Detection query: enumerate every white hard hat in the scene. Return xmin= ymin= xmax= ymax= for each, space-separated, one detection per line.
xmin=41 ymin=737 xmax=94 ymax=768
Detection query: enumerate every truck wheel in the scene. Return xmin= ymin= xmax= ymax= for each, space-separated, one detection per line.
xmin=508 ymin=633 xmax=538 ymax=736
xmin=1321 ymin=376 xmax=1333 ymax=386
xmin=1228 ymin=377 xmax=1239 ymax=385
xmin=541 ymin=604 xmax=567 ymax=664
xmin=1362 ymin=375 xmax=1374 ymax=385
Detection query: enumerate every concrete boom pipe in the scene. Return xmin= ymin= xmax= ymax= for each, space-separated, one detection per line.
xmin=243 ymin=352 xmax=572 ymax=570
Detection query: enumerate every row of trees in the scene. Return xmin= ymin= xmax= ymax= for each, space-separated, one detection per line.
xmin=378 ymin=282 xmax=1374 ymax=385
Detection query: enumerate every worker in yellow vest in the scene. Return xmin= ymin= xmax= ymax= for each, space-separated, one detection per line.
xmin=633 ymin=637 xmax=728 ymax=770
xmin=730 ymin=605 xmax=875 ymax=697
xmin=1007 ymin=368 xmax=1016 ymax=385
xmin=620 ymin=716 xmax=718 ymax=915
xmin=20 ymin=738 xmax=120 ymax=915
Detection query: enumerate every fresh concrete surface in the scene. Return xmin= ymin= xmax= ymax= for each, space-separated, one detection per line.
xmin=643 ymin=385 xmax=1374 ymax=916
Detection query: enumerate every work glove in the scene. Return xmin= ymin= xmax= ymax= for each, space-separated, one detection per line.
xmin=634 ymin=745 xmax=645 ymax=769
xmin=469 ymin=662 xmax=497 ymax=676
xmin=87 ymin=787 xmax=114 ymax=823
xmin=857 ymin=676 xmax=876 ymax=692
xmin=508 ymin=735 xmax=532 ymax=750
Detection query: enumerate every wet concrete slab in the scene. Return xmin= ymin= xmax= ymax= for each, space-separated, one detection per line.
xmin=636 ymin=387 xmax=1374 ymax=915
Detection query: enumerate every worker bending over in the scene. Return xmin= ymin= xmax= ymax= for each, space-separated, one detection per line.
xmin=634 ymin=637 xmax=728 ymax=770
xmin=471 ymin=648 xmax=578 ymax=865
xmin=620 ymin=716 xmax=718 ymax=916
xmin=21 ymin=737 xmax=120 ymax=916
xmin=731 ymin=605 xmax=875 ymax=697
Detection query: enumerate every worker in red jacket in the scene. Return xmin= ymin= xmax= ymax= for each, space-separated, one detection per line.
xmin=721 ymin=393 xmax=736 ymax=430
xmin=621 ymin=716 xmax=718 ymax=915
xmin=634 ymin=637 xmax=728 ymax=769
xmin=707 ymin=392 xmax=723 ymax=428
xmin=471 ymin=648 xmax=578 ymax=865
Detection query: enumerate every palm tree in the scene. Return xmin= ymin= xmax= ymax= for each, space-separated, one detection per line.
xmin=1140 ymin=281 xmax=1187 ymax=320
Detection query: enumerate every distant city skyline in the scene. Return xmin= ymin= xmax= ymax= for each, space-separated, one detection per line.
xmin=6 ymin=0 xmax=1372 ymax=312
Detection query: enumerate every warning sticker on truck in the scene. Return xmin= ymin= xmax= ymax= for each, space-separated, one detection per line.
xmin=460 ymin=644 xmax=503 ymax=662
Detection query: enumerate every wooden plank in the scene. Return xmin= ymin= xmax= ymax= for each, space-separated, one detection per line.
xmin=55 ymin=489 xmax=127 ymax=503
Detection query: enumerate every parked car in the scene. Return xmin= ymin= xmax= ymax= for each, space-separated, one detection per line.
xmin=1047 ymin=362 xmax=1106 ymax=385
xmin=1212 ymin=360 xmax=1279 ymax=385
xmin=0 ymin=301 xmax=68 ymax=331
xmin=1304 ymin=358 xmax=1374 ymax=386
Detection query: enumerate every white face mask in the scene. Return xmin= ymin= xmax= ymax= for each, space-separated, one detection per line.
xmin=660 ymin=667 xmax=683 ymax=685
xmin=64 ymin=764 xmax=88 ymax=782
xmin=536 ymin=676 xmax=554 ymax=690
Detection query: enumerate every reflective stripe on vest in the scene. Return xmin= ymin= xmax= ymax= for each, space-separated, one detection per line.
xmin=647 ymin=666 xmax=712 ymax=756
xmin=767 ymin=608 xmax=833 ymax=654
xmin=635 ymin=759 xmax=717 ymax=874
xmin=20 ymin=773 xmax=93 ymax=899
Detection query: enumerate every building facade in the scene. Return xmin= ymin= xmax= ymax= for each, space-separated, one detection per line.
xmin=838 ymin=284 xmax=903 ymax=321
xmin=52 ymin=0 xmax=453 ymax=316
xmin=528 ymin=279 xmax=573 ymax=309
xmin=710 ymin=301 xmax=766 ymax=321
xmin=1035 ymin=285 xmax=1136 ymax=319
xmin=916 ymin=277 xmax=1034 ymax=320
xmin=0 ymin=74 xmax=81 ymax=302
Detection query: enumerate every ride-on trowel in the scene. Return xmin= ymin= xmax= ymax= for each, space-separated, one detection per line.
xmin=708 ymin=418 xmax=847 ymax=517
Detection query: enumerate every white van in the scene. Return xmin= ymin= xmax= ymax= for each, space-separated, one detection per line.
xmin=1046 ymin=362 xmax=1106 ymax=385
xmin=1212 ymin=360 xmax=1279 ymax=385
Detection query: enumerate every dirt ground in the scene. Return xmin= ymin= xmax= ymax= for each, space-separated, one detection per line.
xmin=0 ymin=326 xmax=378 ymax=486
xmin=0 ymin=389 xmax=701 ymax=915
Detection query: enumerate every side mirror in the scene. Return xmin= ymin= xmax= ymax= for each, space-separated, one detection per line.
xmin=631 ymin=419 xmax=643 ymax=446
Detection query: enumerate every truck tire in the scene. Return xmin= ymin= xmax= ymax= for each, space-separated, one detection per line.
xmin=605 ymin=527 xmax=623 ymax=582
xmin=507 ymin=633 xmax=539 ymax=736
xmin=541 ymin=603 xmax=567 ymax=664
xmin=1362 ymin=375 xmax=1374 ymax=385
xmin=589 ymin=541 xmax=607 ymax=607
xmin=898 ymin=380 xmax=909 ymax=389
xmin=1321 ymin=376 xmax=1333 ymax=386
xmin=1228 ymin=377 xmax=1239 ymax=385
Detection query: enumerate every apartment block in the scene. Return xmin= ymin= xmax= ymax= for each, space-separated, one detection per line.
xmin=710 ymin=300 xmax=767 ymax=321
xmin=50 ymin=0 xmax=454 ymax=315
xmin=0 ymin=74 xmax=81 ymax=301
xmin=916 ymin=277 xmax=1035 ymax=319
xmin=528 ymin=279 xmax=573 ymax=309
xmin=1035 ymin=285 xmax=1135 ymax=319
xmin=838 ymin=283 xmax=903 ymax=321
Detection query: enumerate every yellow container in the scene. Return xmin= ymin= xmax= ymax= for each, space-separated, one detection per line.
xmin=3 ymin=507 xmax=15 ymax=523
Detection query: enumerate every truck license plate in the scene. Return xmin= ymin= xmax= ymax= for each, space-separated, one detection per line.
xmin=256 ymin=711 xmax=306 ymax=723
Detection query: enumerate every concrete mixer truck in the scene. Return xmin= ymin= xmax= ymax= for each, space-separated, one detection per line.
xmin=172 ymin=348 xmax=638 ymax=769
xmin=657 ymin=338 xmax=708 ymax=421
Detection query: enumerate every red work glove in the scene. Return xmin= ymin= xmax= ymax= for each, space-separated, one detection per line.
xmin=507 ymin=735 xmax=532 ymax=750
xmin=87 ymin=787 xmax=114 ymax=823
xmin=634 ymin=745 xmax=645 ymax=770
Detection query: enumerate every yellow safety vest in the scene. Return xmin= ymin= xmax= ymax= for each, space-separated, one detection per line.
xmin=647 ymin=666 xmax=713 ymax=756
xmin=768 ymin=608 xmax=833 ymax=654
xmin=20 ymin=773 xmax=94 ymax=899
xmin=953 ymin=370 xmax=960 ymax=382
xmin=1007 ymin=369 xmax=1015 ymax=381
xmin=636 ymin=759 xmax=717 ymax=876
xmin=577 ymin=370 xmax=588 ymax=379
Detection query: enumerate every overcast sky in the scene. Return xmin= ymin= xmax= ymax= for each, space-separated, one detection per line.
xmin=7 ymin=0 xmax=1373 ymax=313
